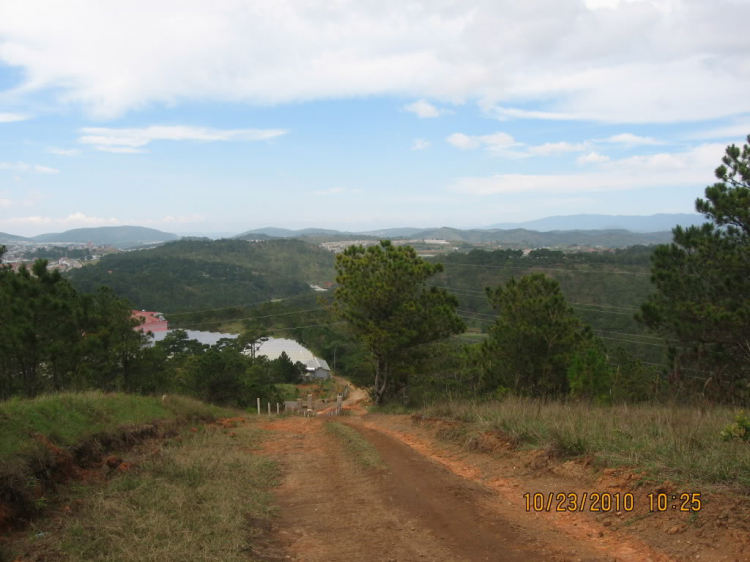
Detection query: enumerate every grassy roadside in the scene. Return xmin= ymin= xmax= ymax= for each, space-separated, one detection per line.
xmin=0 ymin=391 xmax=237 ymax=539
xmin=410 ymin=398 xmax=750 ymax=489
xmin=6 ymin=423 xmax=279 ymax=562
xmin=0 ymin=391 xmax=234 ymax=461
xmin=325 ymin=421 xmax=385 ymax=469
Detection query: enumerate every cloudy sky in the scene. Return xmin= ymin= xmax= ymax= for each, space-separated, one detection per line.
xmin=1 ymin=0 xmax=749 ymax=236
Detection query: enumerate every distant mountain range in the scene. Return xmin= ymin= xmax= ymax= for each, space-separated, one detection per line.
xmin=486 ymin=214 xmax=707 ymax=233
xmin=0 ymin=226 xmax=178 ymax=248
xmin=0 ymin=214 xmax=705 ymax=250
xmin=403 ymin=227 xmax=672 ymax=247
xmin=234 ymin=227 xmax=343 ymax=238
xmin=0 ymin=232 xmax=29 ymax=243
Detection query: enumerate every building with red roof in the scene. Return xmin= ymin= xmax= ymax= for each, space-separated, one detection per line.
xmin=132 ymin=310 xmax=168 ymax=333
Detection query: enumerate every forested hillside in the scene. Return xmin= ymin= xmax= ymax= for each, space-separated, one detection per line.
xmin=69 ymin=238 xmax=336 ymax=312
xmin=430 ymin=246 xmax=662 ymax=364
xmin=409 ymin=227 xmax=671 ymax=247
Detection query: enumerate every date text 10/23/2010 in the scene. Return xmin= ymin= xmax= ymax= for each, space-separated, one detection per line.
xmin=523 ymin=492 xmax=702 ymax=513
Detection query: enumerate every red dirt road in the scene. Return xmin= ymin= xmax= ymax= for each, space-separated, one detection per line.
xmin=260 ymin=415 xmax=646 ymax=562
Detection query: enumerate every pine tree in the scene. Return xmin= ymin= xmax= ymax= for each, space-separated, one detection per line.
xmin=639 ymin=135 xmax=750 ymax=401
xmin=333 ymin=241 xmax=464 ymax=404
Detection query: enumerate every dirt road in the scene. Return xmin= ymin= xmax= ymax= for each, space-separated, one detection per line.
xmin=260 ymin=415 xmax=648 ymax=562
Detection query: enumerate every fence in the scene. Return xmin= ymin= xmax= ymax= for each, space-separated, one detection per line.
xmin=256 ymin=390 xmax=347 ymax=417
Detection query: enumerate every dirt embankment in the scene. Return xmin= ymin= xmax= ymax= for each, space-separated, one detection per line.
xmin=0 ymin=413 xmax=238 ymax=535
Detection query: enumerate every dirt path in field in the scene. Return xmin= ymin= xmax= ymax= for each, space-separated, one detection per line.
xmin=260 ymin=414 xmax=670 ymax=562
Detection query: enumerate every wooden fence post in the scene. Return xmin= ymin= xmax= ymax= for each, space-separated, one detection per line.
xmin=257 ymin=397 xmax=261 ymax=416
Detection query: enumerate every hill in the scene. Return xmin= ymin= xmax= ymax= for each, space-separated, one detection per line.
xmin=487 ymin=213 xmax=707 ymax=232
xmin=409 ymin=227 xmax=672 ymax=247
xmin=359 ymin=227 xmax=427 ymax=237
xmin=69 ymin=238 xmax=336 ymax=312
xmin=31 ymin=226 xmax=179 ymax=248
xmin=232 ymin=232 xmax=278 ymax=241
xmin=0 ymin=232 xmax=30 ymax=243
xmin=234 ymin=227 xmax=342 ymax=238
xmin=231 ymin=225 xmax=674 ymax=246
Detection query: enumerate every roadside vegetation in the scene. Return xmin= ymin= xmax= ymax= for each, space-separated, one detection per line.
xmin=325 ymin=422 xmax=385 ymax=469
xmin=417 ymin=398 xmax=750 ymax=488
xmin=5 ymin=422 xmax=278 ymax=562
xmin=0 ymin=391 xmax=232 ymax=460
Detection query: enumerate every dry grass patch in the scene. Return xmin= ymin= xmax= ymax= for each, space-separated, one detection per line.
xmin=420 ymin=398 xmax=750 ymax=488
xmin=325 ymin=422 xmax=385 ymax=470
xmin=5 ymin=424 xmax=279 ymax=562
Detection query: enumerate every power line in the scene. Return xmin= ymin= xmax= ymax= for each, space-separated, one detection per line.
xmin=568 ymin=302 xmax=633 ymax=312
xmin=440 ymin=261 xmax=652 ymax=276
xmin=457 ymin=309 xmax=496 ymax=319
xmin=164 ymin=291 xmax=322 ymax=318
xmin=452 ymin=334 xmax=488 ymax=343
xmin=170 ymin=307 xmax=327 ymax=328
xmin=263 ymin=321 xmax=347 ymax=333
xmin=596 ymin=335 xmax=669 ymax=348
xmin=438 ymin=285 xmax=641 ymax=313
xmin=448 ymin=290 xmax=639 ymax=317
xmin=595 ymin=329 xmax=672 ymax=342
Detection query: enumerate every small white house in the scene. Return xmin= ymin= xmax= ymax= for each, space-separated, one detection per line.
xmin=305 ymin=357 xmax=331 ymax=379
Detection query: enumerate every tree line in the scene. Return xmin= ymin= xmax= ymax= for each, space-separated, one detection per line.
xmin=0 ymin=258 xmax=304 ymax=407
xmin=331 ymin=136 xmax=750 ymax=405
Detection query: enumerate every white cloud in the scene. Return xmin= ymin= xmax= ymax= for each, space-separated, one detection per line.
xmin=4 ymin=213 xmax=118 ymax=226
xmin=601 ymin=133 xmax=664 ymax=146
xmin=484 ymin=106 xmax=583 ymax=121
xmin=528 ymin=141 xmax=589 ymax=155
xmin=411 ymin=139 xmax=431 ymax=150
xmin=0 ymin=162 xmax=59 ymax=174
xmin=1 ymin=1 xmax=748 ymax=122
xmin=449 ymin=143 xmax=724 ymax=195
xmin=447 ymin=132 xmax=518 ymax=150
xmin=94 ymin=146 xmax=146 ymax=154
xmin=577 ymin=151 xmax=611 ymax=165
xmin=685 ymin=121 xmax=750 ymax=141
xmin=404 ymin=100 xmax=449 ymax=118
xmin=446 ymin=133 xmax=481 ymax=150
xmin=447 ymin=131 xmax=529 ymax=159
xmin=313 ymin=187 xmax=364 ymax=196
xmin=0 ymin=190 xmax=44 ymax=209
xmin=33 ymin=165 xmax=59 ymax=174
xmin=48 ymin=146 xmax=80 ymax=156
xmin=78 ymin=125 xmax=286 ymax=153
xmin=0 ymin=113 xmax=29 ymax=123
xmin=1 ymin=213 xmax=205 ymax=228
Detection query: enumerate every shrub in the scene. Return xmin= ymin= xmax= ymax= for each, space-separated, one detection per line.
xmin=720 ymin=411 xmax=750 ymax=442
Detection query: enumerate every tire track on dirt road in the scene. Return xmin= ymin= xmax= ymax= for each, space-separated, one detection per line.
xmin=261 ymin=416 xmax=607 ymax=562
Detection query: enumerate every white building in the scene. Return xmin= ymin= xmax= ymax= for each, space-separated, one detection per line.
xmin=305 ymin=357 xmax=331 ymax=379
xmin=255 ymin=338 xmax=315 ymax=363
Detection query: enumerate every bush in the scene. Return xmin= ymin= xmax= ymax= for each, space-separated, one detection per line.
xmin=720 ymin=411 xmax=750 ymax=442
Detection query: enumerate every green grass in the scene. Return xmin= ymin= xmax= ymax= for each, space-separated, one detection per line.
xmin=275 ymin=384 xmax=299 ymax=401
xmin=7 ymin=426 xmax=278 ymax=562
xmin=0 ymin=391 xmax=235 ymax=461
xmin=369 ymin=403 xmax=412 ymax=415
xmin=419 ymin=398 xmax=750 ymax=489
xmin=325 ymin=421 xmax=385 ymax=469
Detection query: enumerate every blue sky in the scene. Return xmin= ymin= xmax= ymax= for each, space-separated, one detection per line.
xmin=1 ymin=0 xmax=749 ymax=236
